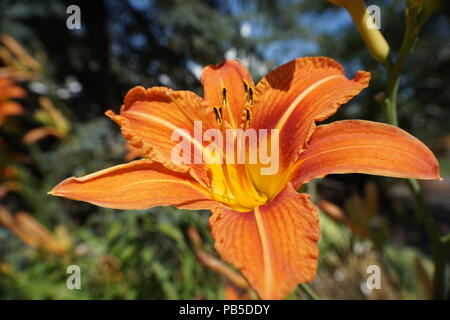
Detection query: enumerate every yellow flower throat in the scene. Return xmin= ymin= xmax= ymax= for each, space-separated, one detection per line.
xmin=207 ymin=82 xmax=270 ymax=212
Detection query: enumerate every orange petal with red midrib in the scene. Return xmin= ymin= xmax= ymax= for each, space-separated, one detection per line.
xmin=49 ymin=159 xmax=215 ymax=210
xmin=210 ymin=184 xmax=319 ymax=300
xmin=291 ymin=120 xmax=442 ymax=188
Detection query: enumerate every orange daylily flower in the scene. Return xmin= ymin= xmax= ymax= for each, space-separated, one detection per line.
xmin=0 ymin=206 xmax=66 ymax=256
xmin=49 ymin=57 xmax=441 ymax=299
xmin=0 ymin=76 xmax=25 ymax=126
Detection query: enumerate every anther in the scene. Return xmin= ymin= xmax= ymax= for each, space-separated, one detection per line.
xmin=213 ymin=106 xmax=223 ymax=123
xmin=244 ymin=107 xmax=252 ymax=129
xmin=222 ymin=88 xmax=227 ymax=106
xmin=248 ymin=86 xmax=254 ymax=105
xmin=243 ymin=79 xmax=249 ymax=94
xmin=240 ymin=107 xmax=252 ymax=129
xmin=242 ymin=79 xmax=254 ymax=105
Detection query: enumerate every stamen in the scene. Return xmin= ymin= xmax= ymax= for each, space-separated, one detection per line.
xmin=244 ymin=107 xmax=252 ymax=130
xmin=221 ymin=86 xmax=237 ymax=128
xmin=222 ymin=87 xmax=227 ymax=106
xmin=232 ymin=131 xmax=267 ymax=205
xmin=248 ymin=86 xmax=254 ymax=104
xmin=209 ymin=80 xmax=267 ymax=210
xmin=220 ymin=162 xmax=250 ymax=207
xmin=243 ymin=79 xmax=250 ymax=94
xmin=240 ymin=80 xmax=255 ymax=129
xmin=235 ymin=163 xmax=267 ymax=204
xmin=213 ymin=106 xmax=222 ymax=123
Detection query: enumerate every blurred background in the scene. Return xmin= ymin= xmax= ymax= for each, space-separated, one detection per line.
xmin=0 ymin=0 xmax=449 ymax=299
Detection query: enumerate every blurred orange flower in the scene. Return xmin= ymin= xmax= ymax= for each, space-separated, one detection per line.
xmin=50 ymin=57 xmax=441 ymax=299
xmin=0 ymin=76 xmax=25 ymax=126
xmin=0 ymin=206 xmax=66 ymax=255
xmin=319 ymin=199 xmax=371 ymax=239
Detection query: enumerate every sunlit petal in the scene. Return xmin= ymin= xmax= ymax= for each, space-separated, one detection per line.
xmin=210 ymin=184 xmax=319 ymax=299
xmin=291 ymin=120 xmax=442 ymax=188
xmin=49 ymin=159 xmax=215 ymax=210
xmin=248 ymin=57 xmax=370 ymax=196
xmin=252 ymin=57 xmax=370 ymax=166
xmin=106 ymin=86 xmax=218 ymax=187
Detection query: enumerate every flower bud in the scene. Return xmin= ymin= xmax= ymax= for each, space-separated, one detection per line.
xmin=327 ymin=0 xmax=390 ymax=65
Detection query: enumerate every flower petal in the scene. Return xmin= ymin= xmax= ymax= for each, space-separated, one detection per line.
xmin=49 ymin=159 xmax=215 ymax=210
xmin=106 ymin=86 xmax=217 ymax=187
xmin=0 ymin=77 xmax=26 ymax=99
xmin=291 ymin=120 xmax=442 ymax=188
xmin=210 ymin=184 xmax=320 ymax=300
xmin=251 ymin=57 xmax=370 ymax=167
xmin=201 ymin=60 xmax=254 ymax=128
xmin=0 ymin=101 xmax=24 ymax=125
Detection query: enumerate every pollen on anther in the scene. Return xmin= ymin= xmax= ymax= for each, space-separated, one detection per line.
xmin=213 ymin=106 xmax=223 ymax=123
xmin=222 ymin=88 xmax=228 ymax=106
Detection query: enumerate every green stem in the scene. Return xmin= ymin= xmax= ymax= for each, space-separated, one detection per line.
xmin=299 ymin=283 xmax=319 ymax=300
xmin=382 ymin=26 xmax=416 ymax=126
xmin=407 ymin=178 xmax=448 ymax=299
xmin=382 ymin=23 xmax=448 ymax=300
xmin=432 ymin=246 xmax=448 ymax=299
